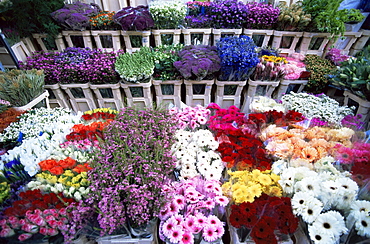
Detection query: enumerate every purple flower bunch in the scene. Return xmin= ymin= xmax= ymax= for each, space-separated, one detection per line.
xmin=341 ymin=114 xmax=365 ymax=130
xmin=51 ymin=1 xmax=101 ymax=30
xmin=174 ymin=45 xmax=220 ymax=80
xmin=19 ymin=48 xmax=121 ymax=84
xmin=81 ymin=107 xmax=177 ymax=235
xmin=244 ymin=2 xmax=280 ymax=29
xmin=325 ymin=48 xmax=350 ymax=66
xmin=113 ymin=6 xmax=154 ymax=31
xmin=216 ymin=35 xmax=259 ymax=81
xmin=185 ymin=15 xmax=212 ymax=28
xmin=207 ymin=0 xmax=249 ymax=29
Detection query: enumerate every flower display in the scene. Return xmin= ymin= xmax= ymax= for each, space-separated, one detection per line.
xmin=250 ymin=96 xmax=286 ymax=113
xmin=174 ymin=45 xmax=221 ymax=80
xmin=207 ymin=0 xmax=249 ymax=29
xmin=149 ymin=0 xmax=187 ymax=29
xmin=169 ymin=105 xmax=211 ymax=130
xmin=158 ymin=177 xmax=228 ymax=244
xmin=251 ymin=55 xmax=287 ymax=81
xmin=113 ymin=6 xmax=154 ymax=31
xmin=282 ymin=54 xmax=307 ymax=80
xmin=244 ymin=2 xmax=280 ymax=29
xmin=89 ymin=11 xmax=118 ymax=30
xmin=51 ymin=2 xmax=101 ymax=30
xmin=216 ymin=35 xmax=259 ymax=81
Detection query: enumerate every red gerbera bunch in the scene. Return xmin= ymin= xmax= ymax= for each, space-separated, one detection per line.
xmin=66 ymin=121 xmax=109 ymax=141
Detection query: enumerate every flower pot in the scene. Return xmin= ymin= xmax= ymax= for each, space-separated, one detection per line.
xmin=214 ymin=79 xmax=247 ymax=109
xmin=152 ymin=29 xmax=181 ymax=46
xmin=121 ymin=30 xmax=151 ymax=54
xmin=152 ymin=79 xmax=183 ymax=108
xmin=240 ymin=79 xmax=280 ymax=114
xmin=212 ymin=28 xmax=243 ymax=45
xmin=182 ymin=28 xmax=212 ymax=45
xmin=272 ymin=31 xmax=304 ymax=56
xmin=44 ymin=83 xmax=70 ymax=109
xmin=298 ymin=32 xmax=332 ymax=57
xmin=91 ymin=30 xmax=122 ymax=52
xmin=243 ymin=29 xmax=274 ymax=47
xmin=343 ymin=90 xmax=370 ymax=124
xmin=120 ymin=79 xmax=153 ymax=109
xmin=12 ymin=90 xmax=50 ymax=112
xmin=89 ymin=83 xmax=124 ymax=110
xmin=60 ymin=83 xmax=97 ymax=112
xmin=350 ymin=29 xmax=370 ymax=56
xmin=274 ymin=79 xmax=308 ymax=100
xmin=183 ymin=79 xmax=215 ymax=107
xmin=62 ymin=30 xmax=93 ymax=49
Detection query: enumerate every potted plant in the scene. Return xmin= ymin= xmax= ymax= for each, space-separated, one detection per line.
xmin=174 ymin=45 xmax=220 ymax=106
xmin=215 ymin=35 xmax=259 ymax=108
xmin=51 ymin=1 xmax=101 ymax=48
xmin=90 ymin=11 xmax=122 ymax=52
xmin=113 ymin=6 xmax=154 ymax=53
xmin=151 ymin=44 xmax=184 ymax=108
xmin=149 ymin=0 xmax=186 ymax=46
xmin=115 ymin=47 xmax=154 ymax=108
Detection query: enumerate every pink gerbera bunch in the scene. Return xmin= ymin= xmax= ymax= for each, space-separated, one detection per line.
xmin=169 ymin=105 xmax=211 ymax=130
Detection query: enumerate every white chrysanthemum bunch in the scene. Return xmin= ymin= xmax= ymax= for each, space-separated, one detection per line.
xmin=171 ymin=129 xmax=223 ymax=181
xmin=281 ymin=92 xmax=354 ymax=125
xmin=250 ymin=96 xmax=286 ymax=113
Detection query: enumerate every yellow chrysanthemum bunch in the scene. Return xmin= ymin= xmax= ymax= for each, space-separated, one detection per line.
xmin=84 ymin=108 xmax=118 ymax=115
xmin=262 ymin=55 xmax=288 ymax=64
xmin=222 ymin=169 xmax=282 ymax=204
xmin=36 ymin=170 xmax=90 ymax=189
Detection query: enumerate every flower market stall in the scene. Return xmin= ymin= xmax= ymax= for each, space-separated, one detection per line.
xmin=0 ymin=0 xmax=370 ymax=244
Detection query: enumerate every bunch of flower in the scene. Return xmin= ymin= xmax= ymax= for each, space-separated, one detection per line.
xmin=38 ymin=157 xmax=91 ymax=176
xmin=206 ymin=104 xmax=249 ymax=133
xmin=281 ymin=92 xmax=354 ymax=125
xmin=51 ymin=2 xmax=101 ymax=30
xmin=81 ymin=108 xmax=118 ymax=123
xmin=149 ymin=0 xmax=187 ymax=29
xmin=251 ymin=55 xmax=287 ymax=81
xmin=67 ymin=107 xmax=178 ymax=236
xmin=325 ymin=48 xmax=350 ymax=66
xmin=171 ymin=129 xmax=223 ymax=181
xmin=260 ymin=125 xmax=356 ymax=168
xmin=304 ymin=54 xmax=336 ymax=93
xmin=249 ymin=96 xmax=286 ymax=113
xmin=216 ymin=35 xmax=259 ymax=81
xmin=115 ymin=47 xmax=154 ymax=83
xmin=275 ymin=159 xmax=368 ymax=243
xmin=207 ymin=0 xmax=249 ymax=29
xmin=89 ymin=11 xmax=118 ymax=30
xmin=223 ymin=169 xmax=282 ymax=204
xmin=113 ymin=6 xmax=154 ymax=31
xmin=282 ymin=54 xmax=307 ymax=80
xmin=0 ymin=108 xmax=25 ymax=134
xmin=0 ymin=189 xmax=75 ymax=242
xmin=65 ymin=121 xmax=109 ymax=142
xmin=248 ymin=109 xmax=305 ymax=130
xmin=228 ymin=194 xmax=298 ymax=243
xmin=341 ymin=114 xmax=366 ymax=131
xmin=151 ymin=44 xmax=184 ymax=81
xmin=174 ymin=45 xmax=220 ymax=80
xmin=185 ymin=1 xmax=212 ymax=28
xmin=244 ymin=2 xmax=280 ymax=29
xmin=169 ymin=105 xmax=210 ymax=130
xmin=0 ymin=100 xmax=11 ymax=115
xmin=275 ymin=3 xmax=311 ymax=31
xmin=27 ymin=170 xmax=90 ymax=201
xmin=158 ymin=177 xmax=228 ymax=244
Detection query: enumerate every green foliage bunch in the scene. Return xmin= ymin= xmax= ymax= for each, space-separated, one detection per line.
xmin=304 ymin=54 xmax=336 ymax=93
xmin=151 ymin=43 xmax=184 ymax=81
xmin=0 ymin=69 xmax=45 ymax=107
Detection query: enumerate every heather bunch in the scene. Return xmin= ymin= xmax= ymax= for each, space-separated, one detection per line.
xmin=216 ymin=35 xmax=259 ymax=81
xmin=149 ymin=0 xmax=187 ymax=29
xmin=244 ymin=2 xmax=280 ymax=29
xmin=113 ymin=6 xmax=154 ymax=31
xmin=82 ymin=107 xmax=178 ymax=235
xmin=51 ymin=1 xmax=101 ymax=30
xmin=173 ymin=45 xmax=220 ymax=80
xmin=207 ymin=0 xmax=249 ymax=29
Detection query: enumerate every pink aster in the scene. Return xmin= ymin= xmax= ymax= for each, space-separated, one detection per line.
xmin=202 ymin=224 xmax=218 ymax=242
xmin=207 ymin=215 xmax=221 ymax=226
xmin=162 ymin=216 xmax=177 ymax=236
xmin=197 ymin=116 xmax=207 ymax=125
xmin=159 ymin=204 xmax=171 ymax=220
xmin=183 ymin=215 xmax=197 ymax=232
xmin=202 ymin=198 xmax=215 ymax=210
xmin=180 ymin=230 xmax=194 ymax=244
xmin=173 ymin=195 xmax=186 ymax=210
xmin=214 ymin=195 xmax=229 ymax=207
xmin=169 ymin=201 xmax=180 ymax=215
xmin=195 ymin=213 xmax=207 ymax=228
xmin=169 ymin=225 xmax=184 ymax=244
xmin=204 ymin=181 xmax=215 ymax=192
xmin=335 ymin=145 xmax=354 ymax=164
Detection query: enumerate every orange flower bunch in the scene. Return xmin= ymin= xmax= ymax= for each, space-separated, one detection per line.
xmin=0 ymin=108 xmax=25 ymax=133
xmin=260 ymin=125 xmax=355 ymax=168
xmin=38 ymin=157 xmax=92 ymax=175
xmin=66 ymin=121 xmax=110 ymax=141
xmin=89 ymin=11 xmax=116 ymax=29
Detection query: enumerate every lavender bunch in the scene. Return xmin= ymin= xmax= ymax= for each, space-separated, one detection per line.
xmin=207 ymin=0 xmax=249 ymax=29
xmin=51 ymin=1 xmax=101 ymax=30
xmin=216 ymin=35 xmax=259 ymax=81
xmin=244 ymin=2 xmax=280 ymax=29
xmin=113 ymin=6 xmax=154 ymax=31
xmin=81 ymin=107 xmax=177 ymax=236
xmin=174 ymin=45 xmax=221 ymax=80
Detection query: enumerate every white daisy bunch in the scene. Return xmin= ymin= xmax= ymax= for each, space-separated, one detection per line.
xmin=50 ymin=145 xmax=93 ymax=163
xmin=149 ymin=0 xmax=187 ymax=29
xmin=171 ymin=129 xmax=223 ymax=181
xmin=0 ymin=113 xmax=82 ymax=177
xmin=250 ymin=96 xmax=286 ymax=113
xmin=0 ymin=107 xmax=82 ymax=142
xmin=281 ymin=92 xmax=354 ymax=125
xmin=346 ymin=200 xmax=370 ymax=238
